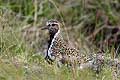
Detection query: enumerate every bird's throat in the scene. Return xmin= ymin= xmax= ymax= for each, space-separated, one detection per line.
xmin=48 ymin=30 xmax=60 ymax=49
xmin=48 ymin=33 xmax=55 ymax=48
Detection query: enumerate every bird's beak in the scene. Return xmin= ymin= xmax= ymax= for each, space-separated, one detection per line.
xmin=41 ymin=26 xmax=48 ymax=30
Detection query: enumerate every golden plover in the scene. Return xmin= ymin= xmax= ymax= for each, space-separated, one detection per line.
xmin=41 ymin=19 xmax=84 ymax=67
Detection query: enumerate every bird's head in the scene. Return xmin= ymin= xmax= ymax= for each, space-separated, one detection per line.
xmin=41 ymin=19 xmax=60 ymax=35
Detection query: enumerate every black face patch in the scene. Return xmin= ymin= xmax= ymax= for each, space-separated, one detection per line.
xmin=48 ymin=24 xmax=51 ymax=26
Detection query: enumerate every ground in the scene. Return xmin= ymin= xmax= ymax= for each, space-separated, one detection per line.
xmin=0 ymin=0 xmax=120 ymax=80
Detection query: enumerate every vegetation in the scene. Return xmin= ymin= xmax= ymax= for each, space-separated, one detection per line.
xmin=0 ymin=0 xmax=120 ymax=80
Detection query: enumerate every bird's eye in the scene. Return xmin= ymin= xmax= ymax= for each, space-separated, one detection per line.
xmin=52 ymin=24 xmax=55 ymax=26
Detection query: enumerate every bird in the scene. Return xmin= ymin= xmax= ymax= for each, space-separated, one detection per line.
xmin=41 ymin=19 xmax=86 ymax=68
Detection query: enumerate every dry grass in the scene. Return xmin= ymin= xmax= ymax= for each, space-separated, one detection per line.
xmin=0 ymin=0 xmax=120 ymax=80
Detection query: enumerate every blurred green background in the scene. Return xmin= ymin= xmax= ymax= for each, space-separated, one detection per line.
xmin=0 ymin=0 xmax=120 ymax=80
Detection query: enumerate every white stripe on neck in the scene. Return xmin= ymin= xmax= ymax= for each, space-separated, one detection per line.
xmin=47 ymin=30 xmax=60 ymax=60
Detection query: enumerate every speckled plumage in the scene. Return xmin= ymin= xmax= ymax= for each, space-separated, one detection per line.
xmin=42 ymin=20 xmax=84 ymax=67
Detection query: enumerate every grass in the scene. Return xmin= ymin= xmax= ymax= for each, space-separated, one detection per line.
xmin=0 ymin=0 xmax=120 ymax=80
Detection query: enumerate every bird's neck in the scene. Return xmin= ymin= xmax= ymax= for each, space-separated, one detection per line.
xmin=48 ymin=30 xmax=60 ymax=49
